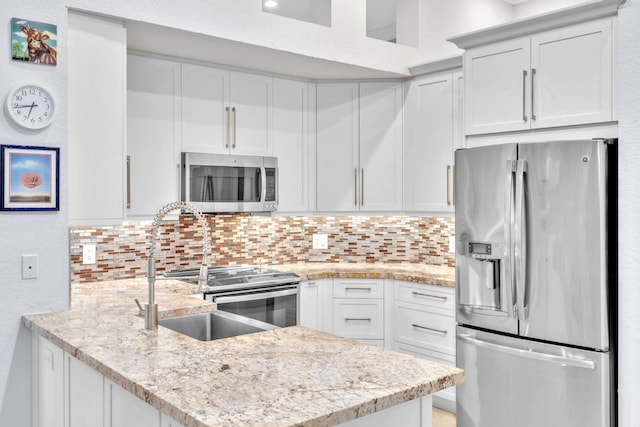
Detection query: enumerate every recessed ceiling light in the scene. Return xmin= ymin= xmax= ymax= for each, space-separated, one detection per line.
xmin=264 ymin=0 xmax=278 ymax=8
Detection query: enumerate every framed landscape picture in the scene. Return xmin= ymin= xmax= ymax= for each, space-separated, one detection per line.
xmin=1 ymin=145 xmax=59 ymax=211
xmin=11 ymin=18 xmax=58 ymax=66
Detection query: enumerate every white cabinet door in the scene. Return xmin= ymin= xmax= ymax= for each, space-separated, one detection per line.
xmin=299 ymin=280 xmax=320 ymax=329
xmin=273 ymin=78 xmax=310 ymax=212
xmin=316 ymin=83 xmax=359 ymax=211
xmin=464 ymin=37 xmax=531 ymax=135
xmin=68 ymin=12 xmax=126 ymax=225
xmin=127 ymin=54 xmax=181 ymax=218
xmin=530 ymin=19 xmax=613 ymax=128
xmin=160 ymin=414 xmax=186 ymax=427
xmin=181 ymin=63 xmax=230 ymax=154
xmin=34 ymin=335 xmax=64 ymax=427
xmin=359 ymin=82 xmax=404 ymax=211
xmin=404 ymin=72 xmax=456 ymax=212
xmin=66 ymin=354 xmax=104 ymax=427
xmin=229 ymin=71 xmax=273 ymax=156
xmin=105 ymin=379 xmax=160 ymax=427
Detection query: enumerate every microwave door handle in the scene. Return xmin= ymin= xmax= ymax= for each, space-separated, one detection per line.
xmin=258 ymin=167 xmax=264 ymax=202
xmin=214 ymin=288 xmax=299 ymax=304
xmin=515 ymin=159 xmax=528 ymax=321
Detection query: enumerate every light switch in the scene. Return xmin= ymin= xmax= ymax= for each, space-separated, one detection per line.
xmin=22 ymin=254 xmax=38 ymax=279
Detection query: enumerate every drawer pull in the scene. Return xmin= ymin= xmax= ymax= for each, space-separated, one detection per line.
xmin=345 ymin=287 xmax=372 ymax=292
xmin=412 ymin=291 xmax=448 ymax=301
xmin=412 ymin=324 xmax=447 ymax=334
xmin=345 ymin=317 xmax=372 ymax=322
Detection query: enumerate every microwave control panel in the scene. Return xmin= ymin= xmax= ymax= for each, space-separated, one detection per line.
xmin=265 ymin=168 xmax=276 ymax=202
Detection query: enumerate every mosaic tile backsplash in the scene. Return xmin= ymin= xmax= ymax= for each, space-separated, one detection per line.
xmin=69 ymin=214 xmax=455 ymax=283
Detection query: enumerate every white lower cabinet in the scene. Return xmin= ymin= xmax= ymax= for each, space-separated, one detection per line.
xmin=332 ymin=279 xmax=385 ymax=347
xmin=391 ymin=281 xmax=456 ymax=412
xmin=33 ymin=335 xmax=185 ymax=427
xmin=298 ymin=279 xmax=333 ymax=333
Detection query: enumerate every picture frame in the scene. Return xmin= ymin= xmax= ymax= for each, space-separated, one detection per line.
xmin=1 ymin=145 xmax=59 ymax=211
xmin=11 ymin=18 xmax=58 ymax=66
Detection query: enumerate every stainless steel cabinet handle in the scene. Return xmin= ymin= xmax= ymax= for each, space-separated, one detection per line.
xmin=531 ymin=68 xmax=537 ymax=121
xmin=411 ymin=291 xmax=448 ymax=302
xmin=515 ymin=159 xmax=528 ymax=321
xmin=412 ymin=324 xmax=447 ymax=334
xmin=354 ymin=168 xmax=358 ymax=206
xmin=458 ymin=334 xmax=596 ymax=369
xmin=232 ymin=107 xmax=237 ymax=148
xmin=345 ymin=317 xmax=371 ymax=322
xmin=361 ymin=168 xmax=364 ymax=207
xmin=446 ymin=165 xmax=454 ymax=206
xmin=345 ymin=286 xmax=372 ymax=292
xmin=225 ymin=106 xmax=230 ymax=148
xmin=126 ymin=155 xmax=131 ymax=209
xmin=522 ymin=70 xmax=528 ymax=122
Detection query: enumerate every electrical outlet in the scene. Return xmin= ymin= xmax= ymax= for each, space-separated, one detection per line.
xmin=82 ymin=244 xmax=96 ymax=265
xmin=22 ymin=254 xmax=38 ymax=279
xmin=448 ymin=236 xmax=456 ymax=253
xmin=312 ymin=234 xmax=329 ymax=250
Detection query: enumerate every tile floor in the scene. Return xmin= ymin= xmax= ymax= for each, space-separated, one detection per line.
xmin=433 ymin=408 xmax=456 ymax=427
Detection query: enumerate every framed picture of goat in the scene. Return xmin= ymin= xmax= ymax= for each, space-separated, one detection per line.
xmin=11 ymin=18 xmax=57 ymax=66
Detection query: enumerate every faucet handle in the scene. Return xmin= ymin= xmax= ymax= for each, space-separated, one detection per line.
xmin=134 ymin=298 xmax=144 ymax=314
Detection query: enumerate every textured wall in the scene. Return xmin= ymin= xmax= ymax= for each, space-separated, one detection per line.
xmin=70 ymin=215 xmax=455 ymax=283
xmin=617 ymin=1 xmax=640 ymax=425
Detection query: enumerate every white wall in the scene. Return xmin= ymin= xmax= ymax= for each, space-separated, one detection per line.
xmin=513 ymin=0 xmax=591 ymax=20
xmin=417 ymin=0 xmax=514 ymax=61
xmin=0 ymin=1 xmax=69 ymax=426
xmin=616 ymin=1 xmax=640 ymax=425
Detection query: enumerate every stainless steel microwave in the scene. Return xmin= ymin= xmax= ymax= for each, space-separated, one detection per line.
xmin=181 ymin=152 xmax=278 ymax=213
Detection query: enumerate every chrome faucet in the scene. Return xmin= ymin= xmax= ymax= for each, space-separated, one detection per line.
xmin=143 ymin=201 xmax=210 ymax=330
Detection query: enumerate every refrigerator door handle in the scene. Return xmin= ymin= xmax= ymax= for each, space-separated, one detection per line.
xmin=458 ymin=334 xmax=596 ymax=369
xmin=515 ymin=159 xmax=528 ymax=321
xmin=505 ymin=160 xmax=517 ymax=317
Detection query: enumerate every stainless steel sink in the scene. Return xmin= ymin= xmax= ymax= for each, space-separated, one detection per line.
xmin=158 ymin=310 xmax=279 ymax=341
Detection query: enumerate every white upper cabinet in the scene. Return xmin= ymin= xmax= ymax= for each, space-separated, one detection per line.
xmin=359 ymin=82 xmax=404 ymax=212
xmin=316 ymin=82 xmax=403 ymax=212
xmin=127 ymin=54 xmax=181 ymax=218
xmin=68 ymin=13 xmax=126 ymax=225
xmin=273 ymin=78 xmax=311 ymax=212
xmin=316 ymin=83 xmax=360 ymax=211
xmin=463 ymin=18 xmax=614 ymax=135
xmin=404 ymin=70 xmax=462 ymax=212
xmin=529 ymin=19 xmax=613 ymax=129
xmin=181 ymin=64 xmax=273 ymax=156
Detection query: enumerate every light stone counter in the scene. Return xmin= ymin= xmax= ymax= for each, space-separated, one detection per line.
xmin=275 ymin=262 xmax=455 ymax=288
xmin=24 ymin=268 xmax=462 ymax=427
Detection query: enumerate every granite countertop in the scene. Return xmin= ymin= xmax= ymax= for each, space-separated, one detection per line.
xmin=24 ymin=264 xmax=462 ymax=427
xmin=275 ymin=262 xmax=455 ymax=288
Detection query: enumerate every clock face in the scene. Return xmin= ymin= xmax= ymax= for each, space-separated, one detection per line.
xmin=6 ymin=85 xmax=55 ymax=130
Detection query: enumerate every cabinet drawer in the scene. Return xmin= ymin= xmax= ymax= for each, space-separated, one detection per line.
xmin=393 ymin=302 xmax=455 ymax=354
xmin=333 ymin=299 xmax=384 ymax=340
xmin=394 ymin=281 xmax=454 ymax=310
xmin=334 ymin=279 xmax=384 ymax=299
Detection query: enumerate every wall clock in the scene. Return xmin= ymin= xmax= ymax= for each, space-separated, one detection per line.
xmin=5 ymin=84 xmax=55 ymax=130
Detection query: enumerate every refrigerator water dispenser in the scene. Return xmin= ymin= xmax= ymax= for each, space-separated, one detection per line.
xmin=458 ymin=241 xmax=502 ymax=311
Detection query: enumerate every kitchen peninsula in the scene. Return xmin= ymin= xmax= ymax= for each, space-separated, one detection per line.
xmin=24 ymin=275 xmax=462 ymax=427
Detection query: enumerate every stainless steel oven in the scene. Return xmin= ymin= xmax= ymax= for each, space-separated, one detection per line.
xmin=167 ymin=265 xmax=300 ymax=328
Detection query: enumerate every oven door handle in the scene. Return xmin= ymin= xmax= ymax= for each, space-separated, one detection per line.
xmin=213 ymin=287 xmax=298 ymax=304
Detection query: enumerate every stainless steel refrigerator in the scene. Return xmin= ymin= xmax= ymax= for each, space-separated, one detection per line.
xmin=454 ymin=139 xmax=617 ymax=427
